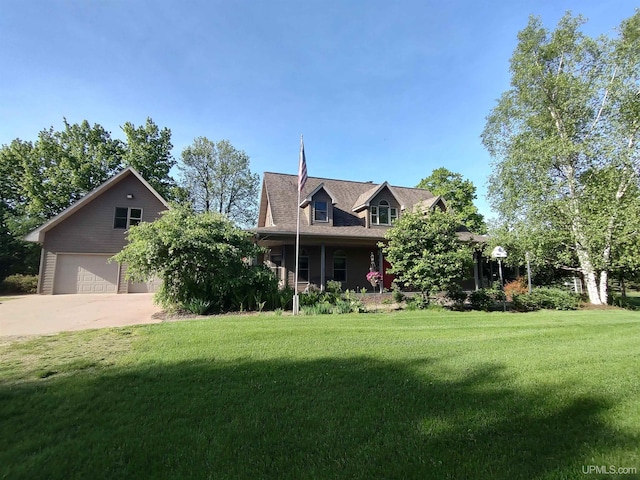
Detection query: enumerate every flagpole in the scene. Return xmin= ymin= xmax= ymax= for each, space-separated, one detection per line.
xmin=293 ymin=135 xmax=304 ymax=315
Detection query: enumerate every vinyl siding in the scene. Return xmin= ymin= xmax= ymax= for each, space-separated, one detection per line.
xmin=42 ymin=175 xmax=167 ymax=254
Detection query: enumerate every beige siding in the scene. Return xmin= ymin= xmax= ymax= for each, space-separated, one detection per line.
xmin=43 ymin=175 xmax=167 ymax=254
xmin=39 ymin=249 xmax=57 ymax=295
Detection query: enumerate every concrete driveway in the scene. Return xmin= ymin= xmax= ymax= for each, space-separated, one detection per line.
xmin=0 ymin=294 xmax=163 ymax=337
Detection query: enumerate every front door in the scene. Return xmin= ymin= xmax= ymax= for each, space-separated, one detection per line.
xmin=383 ymin=258 xmax=395 ymax=290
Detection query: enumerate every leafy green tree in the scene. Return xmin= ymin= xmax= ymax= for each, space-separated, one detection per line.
xmin=20 ymin=119 xmax=124 ymax=220
xmin=1 ymin=120 xmax=123 ymax=276
xmin=482 ymin=11 xmax=640 ymax=305
xmin=382 ymin=209 xmax=472 ymax=301
xmin=179 ymin=138 xmax=259 ymax=227
xmin=416 ymin=167 xmax=486 ymax=233
xmin=113 ymin=207 xmax=276 ymax=313
xmin=0 ymin=139 xmax=29 ymax=216
xmin=122 ymin=118 xmax=176 ymax=199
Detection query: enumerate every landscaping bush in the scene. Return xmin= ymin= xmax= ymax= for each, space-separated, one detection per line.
xmin=531 ymin=287 xmax=581 ymax=310
xmin=446 ymin=286 xmax=468 ymax=311
xmin=504 ymin=277 xmax=528 ymax=301
xmin=325 ymin=280 xmax=342 ymax=294
xmin=300 ymin=287 xmax=365 ymax=314
xmin=278 ymin=287 xmax=295 ymax=310
xmin=0 ymin=274 xmax=38 ymax=294
xmin=392 ymin=287 xmax=405 ymax=304
xmin=511 ymin=292 xmax=540 ymax=312
xmin=114 ymin=207 xmax=278 ymax=313
xmin=468 ymin=288 xmax=505 ymax=311
xmin=183 ymin=298 xmax=213 ymax=315
xmin=512 ymin=287 xmax=581 ymax=311
xmin=405 ymin=294 xmax=429 ymax=310
xmin=610 ymin=294 xmax=638 ymax=310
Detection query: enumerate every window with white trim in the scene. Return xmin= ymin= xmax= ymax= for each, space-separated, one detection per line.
xmin=314 ymin=201 xmax=328 ymax=222
xmin=370 ymin=200 xmax=398 ymax=226
xmin=114 ymin=207 xmax=143 ymax=229
xmin=333 ymin=250 xmax=347 ymax=282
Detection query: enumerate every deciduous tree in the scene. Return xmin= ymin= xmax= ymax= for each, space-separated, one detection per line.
xmin=122 ymin=118 xmax=176 ymax=199
xmin=179 ymin=138 xmax=259 ymax=227
xmin=482 ymin=11 xmax=640 ymax=305
xmin=382 ymin=209 xmax=472 ymax=301
xmin=416 ymin=167 xmax=486 ymax=233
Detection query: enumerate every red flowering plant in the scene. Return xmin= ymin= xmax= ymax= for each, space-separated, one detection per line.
xmin=366 ymin=271 xmax=383 ymax=284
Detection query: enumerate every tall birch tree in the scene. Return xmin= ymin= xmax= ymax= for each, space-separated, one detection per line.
xmin=482 ymin=11 xmax=640 ymax=305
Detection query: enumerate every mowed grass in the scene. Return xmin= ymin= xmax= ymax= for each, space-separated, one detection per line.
xmin=1 ymin=310 xmax=639 ymax=480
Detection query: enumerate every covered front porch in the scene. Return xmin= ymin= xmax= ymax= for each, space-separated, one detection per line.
xmin=256 ymin=233 xmax=487 ymax=293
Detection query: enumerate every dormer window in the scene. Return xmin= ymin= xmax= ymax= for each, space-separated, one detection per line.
xmin=314 ymin=201 xmax=328 ymax=222
xmin=370 ymin=200 xmax=397 ymax=225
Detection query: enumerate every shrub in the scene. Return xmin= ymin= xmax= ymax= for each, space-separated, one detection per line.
xmin=504 ymin=277 xmax=528 ymax=301
xmin=302 ymin=302 xmax=333 ymax=315
xmin=531 ymin=287 xmax=580 ymax=310
xmin=114 ymin=208 xmax=273 ymax=313
xmin=332 ymin=300 xmax=353 ymax=314
xmin=300 ymin=288 xmax=323 ymax=307
xmin=405 ymin=294 xmax=429 ymax=310
xmin=511 ymin=292 xmax=540 ymax=312
xmin=183 ymin=298 xmax=213 ymax=315
xmin=325 ymin=280 xmax=342 ymax=294
xmin=0 ymin=274 xmax=38 ymax=294
xmin=610 ymin=295 xmax=638 ymax=310
xmin=278 ymin=287 xmax=294 ymax=310
xmin=446 ymin=286 xmax=468 ymax=311
xmin=512 ymin=287 xmax=581 ymax=311
xmin=468 ymin=288 xmax=505 ymax=311
xmin=392 ymin=288 xmax=405 ymax=304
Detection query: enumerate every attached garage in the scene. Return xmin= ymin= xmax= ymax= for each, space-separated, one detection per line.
xmin=53 ymin=254 xmax=118 ymax=294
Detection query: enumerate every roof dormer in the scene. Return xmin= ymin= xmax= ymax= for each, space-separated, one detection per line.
xmin=299 ymin=183 xmax=337 ymax=226
xmin=351 ymin=182 xmax=404 ymax=228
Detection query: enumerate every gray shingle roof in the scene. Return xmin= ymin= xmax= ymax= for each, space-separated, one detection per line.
xmin=255 ymin=172 xmax=438 ymax=239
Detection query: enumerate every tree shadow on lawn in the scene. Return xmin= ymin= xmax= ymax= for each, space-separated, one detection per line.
xmin=1 ymin=357 xmax=635 ymax=480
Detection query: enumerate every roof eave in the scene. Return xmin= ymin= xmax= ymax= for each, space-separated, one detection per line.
xmin=23 ymin=167 xmax=168 ymax=244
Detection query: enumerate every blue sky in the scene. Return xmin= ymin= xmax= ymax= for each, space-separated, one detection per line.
xmin=0 ymin=1 xmax=634 ymax=219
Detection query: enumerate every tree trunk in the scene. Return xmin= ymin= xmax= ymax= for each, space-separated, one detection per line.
xmin=598 ymin=270 xmax=608 ymax=305
xmin=575 ymin=244 xmax=605 ymax=305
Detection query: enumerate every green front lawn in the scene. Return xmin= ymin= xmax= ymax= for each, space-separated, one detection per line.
xmin=1 ymin=310 xmax=639 ymax=479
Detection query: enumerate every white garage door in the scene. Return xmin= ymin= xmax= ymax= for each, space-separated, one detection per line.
xmin=128 ymin=277 xmax=162 ymax=293
xmin=54 ymin=254 xmax=118 ymax=294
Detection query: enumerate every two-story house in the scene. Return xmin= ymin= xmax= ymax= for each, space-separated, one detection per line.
xmin=254 ymin=172 xmax=487 ymax=292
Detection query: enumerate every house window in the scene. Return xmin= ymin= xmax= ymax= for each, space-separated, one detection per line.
xmin=114 ymin=207 xmax=143 ymax=229
xmin=370 ymin=200 xmax=397 ymax=226
xmin=298 ymin=249 xmax=309 ymax=282
xmin=314 ymin=201 xmax=328 ymax=222
xmin=333 ymin=250 xmax=347 ymax=282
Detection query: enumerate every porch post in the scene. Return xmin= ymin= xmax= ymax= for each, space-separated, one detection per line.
xmin=378 ymin=248 xmax=384 ymax=292
xmin=282 ymin=245 xmax=287 ymax=287
xmin=320 ymin=243 xmax=326 ymax=292
xmin=473 ymin=251 xmax=480 ymax=291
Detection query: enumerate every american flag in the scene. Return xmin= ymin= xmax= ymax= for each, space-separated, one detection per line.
xmin=298 ymin=136 xmax=307 ymax=192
